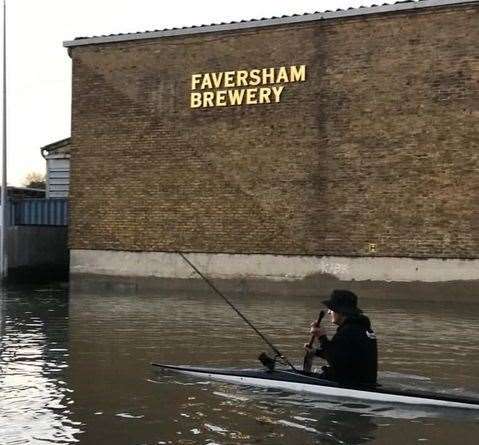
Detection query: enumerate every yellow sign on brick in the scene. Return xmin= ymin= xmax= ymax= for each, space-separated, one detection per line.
xmin=190 ymin=65 xmax=306 ymax=108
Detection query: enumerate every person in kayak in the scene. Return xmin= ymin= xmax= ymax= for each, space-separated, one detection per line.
xmin=305 ymin=289 xmax=378 ymax=387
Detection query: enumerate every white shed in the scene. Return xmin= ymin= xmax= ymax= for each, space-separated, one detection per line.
xmin=41 ymin=138 xmax=71 ymax=199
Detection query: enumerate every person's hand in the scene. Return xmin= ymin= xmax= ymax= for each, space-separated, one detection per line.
xmin=304 ymin=343 xmax=314 ymax=352
xmin=310 ymin=322 xmax=327 ymax=338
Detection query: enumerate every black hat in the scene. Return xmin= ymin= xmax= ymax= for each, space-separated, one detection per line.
xmin=322 ymin=289 xmax=362 ymax=315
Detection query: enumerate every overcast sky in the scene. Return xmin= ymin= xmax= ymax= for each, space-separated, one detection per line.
xmin=4 ymin=0 xmax=398 ymax=186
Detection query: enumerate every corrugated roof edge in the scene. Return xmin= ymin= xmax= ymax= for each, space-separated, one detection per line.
xmin=63 ymin=0 xmax=476 ymax=48
xmin=40 ymin=138 xmax=71 ymax=153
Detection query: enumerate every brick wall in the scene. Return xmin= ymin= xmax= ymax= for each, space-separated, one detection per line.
xmin=68 ymin=4 xmax=479 ymax=258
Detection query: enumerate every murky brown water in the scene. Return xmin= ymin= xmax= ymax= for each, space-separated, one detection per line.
xmin=1 ymin=283 xmax=478 ymax=444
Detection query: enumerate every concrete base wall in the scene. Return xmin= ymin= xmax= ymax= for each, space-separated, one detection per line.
xmin=70 ymin=250 xmax=479 ymax=301
xmin=8 ymin=226 xmax=69 ymax=277
xmin=71 ymin=249 xmax=479 ymax=282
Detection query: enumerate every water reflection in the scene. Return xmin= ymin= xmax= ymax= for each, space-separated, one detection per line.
xmin=1 ymin=284 xmax=479 ymax=444
xmin=67 ymin=288 xmax=479 ymax=444
xmin=0 ymin=287 xmax=81 ymax=444
xmin=150 ymin=376 xmax=380 ymax=444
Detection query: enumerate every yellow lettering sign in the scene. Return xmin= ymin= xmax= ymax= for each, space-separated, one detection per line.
xmin=189 ymin=65 xmax=307 ymax=108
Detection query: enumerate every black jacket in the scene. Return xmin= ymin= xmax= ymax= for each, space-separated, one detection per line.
xmin=315 ymin=314 xmax=377 ymax=387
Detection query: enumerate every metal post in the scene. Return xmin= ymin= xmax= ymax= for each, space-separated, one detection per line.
xmin=0 ymin=0 xmax=7 ymax=279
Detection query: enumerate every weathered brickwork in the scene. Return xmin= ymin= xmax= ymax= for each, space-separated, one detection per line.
xmin=69 ymin=4 xmax=479 ymax=258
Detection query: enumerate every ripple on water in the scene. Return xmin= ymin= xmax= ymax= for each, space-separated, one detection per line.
xmin=0 ymin=288 xmax=82 ymax=444
xmin=1 ymin=286 xmax=479 ymax=445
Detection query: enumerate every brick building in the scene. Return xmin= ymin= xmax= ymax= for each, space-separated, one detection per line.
xmin=64 ymin=0 xmax=478 ymax=298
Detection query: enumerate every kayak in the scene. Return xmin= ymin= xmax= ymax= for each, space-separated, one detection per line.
xmin=152 ymin=363 xmax=479 ymax=410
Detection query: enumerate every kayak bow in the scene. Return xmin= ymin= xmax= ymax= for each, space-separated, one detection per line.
xmin=152 ymin=363 xmax=479 ymax=410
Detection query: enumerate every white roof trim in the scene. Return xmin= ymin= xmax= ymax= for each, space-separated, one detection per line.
xmin=63 ymin=0 xmax=476 ymax=48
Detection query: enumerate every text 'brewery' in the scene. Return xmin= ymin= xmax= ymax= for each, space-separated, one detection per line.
xmin=190 ymin=65 xmax=307 ymax=108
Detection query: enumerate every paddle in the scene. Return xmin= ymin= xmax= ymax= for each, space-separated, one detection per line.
xmin=178 ymin=252 xmax=298 ymax=372
xmin=302 ymin=310 xmax=325 ymax=373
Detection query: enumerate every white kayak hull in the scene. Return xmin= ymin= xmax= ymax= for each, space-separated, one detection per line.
xmin=153 ymin=364 xmax=479 ymax=410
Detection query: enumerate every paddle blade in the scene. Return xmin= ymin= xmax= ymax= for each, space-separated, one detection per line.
xmin=258 ymin=352 xmax=276 ymax=371
xmin=303 ymin=350 xmax=315 ymax=374
xmin=318 ymin=310 xmax=325 ymax=323
xmin=303 ymin=310 xmax=326 ymax=372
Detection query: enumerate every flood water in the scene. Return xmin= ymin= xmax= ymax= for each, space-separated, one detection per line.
xmin=0 ymin=282 xmax=478 ymax=445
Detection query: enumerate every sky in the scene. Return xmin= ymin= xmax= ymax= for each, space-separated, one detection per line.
xmin=4 ymin=0 xmax=398 ymax=186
